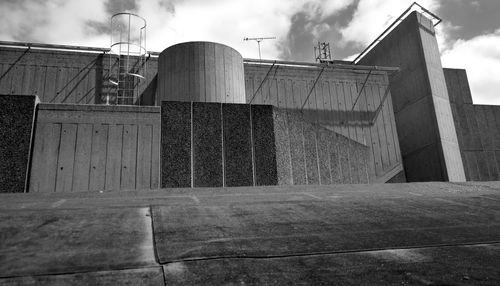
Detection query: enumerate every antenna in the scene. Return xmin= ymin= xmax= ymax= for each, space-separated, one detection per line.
xmin=314 ymin=42 xmax=332 ymax=63
xmin=243 ymin=36 xmax=276 ymax=60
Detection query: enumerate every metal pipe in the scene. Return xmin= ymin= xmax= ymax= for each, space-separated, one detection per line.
xmin=301 ymin=66 xmax=326 ymax=112
xmin=0 ymin=40 xmax=109 ymax=53
xmin=352 ymin=2 xmax=442 ymax=64
xmin=244 ymin=58 xmax=399 ymax=73
xmin=249 ymin=61 xmax=277 ymax=104
xmin=352 ymin=69 xmax=373 ymax=111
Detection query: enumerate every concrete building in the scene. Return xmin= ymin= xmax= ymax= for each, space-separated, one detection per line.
xmin=1 ymin=10 xmax=499 ymax=193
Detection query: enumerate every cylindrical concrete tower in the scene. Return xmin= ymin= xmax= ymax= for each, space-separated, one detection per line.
xmin=157 ymin=41 xmax=245 ymax=104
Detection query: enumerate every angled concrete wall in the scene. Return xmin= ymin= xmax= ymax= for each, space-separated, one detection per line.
xmin=445 ymin=68 xmax=500 ymax=181
xmin=245 ymin=64 xmax=404 ymax=183
xmin=358 ymin=11 xmax=465 ymax=182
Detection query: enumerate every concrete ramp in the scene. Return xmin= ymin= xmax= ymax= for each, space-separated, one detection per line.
xmin=1 ymin=182 xmax=499 ymax=285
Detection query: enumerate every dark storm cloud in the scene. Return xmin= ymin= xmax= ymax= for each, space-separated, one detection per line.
xmin=438 ymin=0 xmax=500 ymax=41
xmin=277 ymin=0 xmax=360 ymax=61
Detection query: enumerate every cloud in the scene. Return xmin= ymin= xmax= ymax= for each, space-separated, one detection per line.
xmin=0 ymin=0 xmax=109 ymax=46
xmin=441 ymin=29 xmax=500 ymax=105
xmin=339 ymin=0 xmax=441 ymax=48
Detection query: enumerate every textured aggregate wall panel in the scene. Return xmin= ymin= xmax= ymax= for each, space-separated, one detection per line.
xmin=0 ymin=95 xmax=37 ymax=193
xmin=272 ymin=107 xmax=293 ymax=185
xmin=286 ymin=111 xmax=307 ymax=185
xmin=159 ymin=102 xmax=371 ymax=187
xmin=161 ymin=101 xmax=191 ymax=188
xmin=251 ymin=105 xmax=278 ymax=186
xmin=29 ymin=104 xmax=161 ymax=192
xmin=244 ymin=62 xmax=404 ymax=183
xmin=358 ymin=11 xmax=465 ymax=182
xmin=272 ymin=108 xmax=371 ymax=185
xmin=303 ymin=124 xmax=320 ymax=185
xmin=158 ymin=42 xmax=245 ymax=104
xmin=193 ymin=102 xmax=223 ymax=187
xmin=223 ymin=104 xmax=254 ymax=187
xmin=445 ymin=68 xmax=500 ymax=181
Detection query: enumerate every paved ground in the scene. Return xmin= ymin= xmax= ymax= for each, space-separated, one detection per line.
xmin=0 ymin=182 xmax=499 ymax=285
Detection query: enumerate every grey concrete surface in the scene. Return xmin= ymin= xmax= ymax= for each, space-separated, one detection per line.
xmin=445 ymin=68 xmax=500 ymax=182
xmin=158 ymin=41 xmax=245 ymax=104
xmin=359 ymin=11 xmax=466 ymax=182
xmin=0 ymin=207 xmax=157 ymax=277
xmin=0 ymin=182 xmax=499 ymax=284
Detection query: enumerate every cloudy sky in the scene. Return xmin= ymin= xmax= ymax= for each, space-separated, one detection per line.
xmin=0 ymin=0 xmax=499 ymax=104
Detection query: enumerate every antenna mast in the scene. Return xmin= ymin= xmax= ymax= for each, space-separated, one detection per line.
xmin=314 ymin=42 xmax=332 ymax=63
xmin=243 ymin=36 xmax=276 ymax=60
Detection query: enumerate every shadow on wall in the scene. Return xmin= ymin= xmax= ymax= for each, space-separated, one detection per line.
xmin=161 ymin=101 xmax=371 ymax=189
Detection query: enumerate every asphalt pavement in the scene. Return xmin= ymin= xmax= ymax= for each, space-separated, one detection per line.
xmin=1 ymin=181 xmax=499 ymax=285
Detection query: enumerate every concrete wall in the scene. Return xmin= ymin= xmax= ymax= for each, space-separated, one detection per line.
xmin=29 ymin=104 xmax=160 ymax=192
xmin=445 ymin=68 xmax=500 ymax=181
xmin=0 ymin=95 xmax=37 ymax=193
xmin=161 ymin=101 xmax=370 ymax=188
xmin=157 ymin=42 xmax=246 ymax=104
xmin=245 ymin=64 xmax=403 ymax=183
xmin=358 ymin=11 xmax=465 ymax=182
xmin=0 ymin=46 xmax=158 ymax=105
xmin=273 ymin=109 xmax=370 ymax=185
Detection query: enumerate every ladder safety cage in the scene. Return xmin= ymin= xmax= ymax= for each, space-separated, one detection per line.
xmin=107 ymin=12 xmax=147 ymax=105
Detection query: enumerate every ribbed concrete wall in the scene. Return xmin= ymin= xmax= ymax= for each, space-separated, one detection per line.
xmin=245 ymin=64 xmax=403 ymax=183
xmin=358 ymin=11 xmax=466 ymax=182
xmin=160 ymin=101 xmax=370 ymax=188
xmin=157 ymin=42 xmax=245 ymax=104
xmin=445 ymin=68 xmax=500 ymax=181
xmin=0 ymin=47 xmax=157 ymax=105
xmin=29 ymin=104 xmax=161 ymax=192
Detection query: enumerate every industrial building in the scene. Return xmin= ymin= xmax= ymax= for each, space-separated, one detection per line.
xmin=1 ymin=7 xmax=499 ymax=193
xmin=1 ymin=4 xmax=500 ymax=285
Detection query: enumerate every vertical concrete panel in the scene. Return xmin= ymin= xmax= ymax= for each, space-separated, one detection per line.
xmin=317 ymin=128 xmax=332 ymax=185
xmin=251 ymin=105 xmax=278 ymax=186
xmin=272 ymin=108 xmax=293 ymax=185
xmin=329 ymin=133 xmax=341 ymax=184
xmin=55 ymin=124 xmax=77 ymax=193
xmin=304 ymin=124 xmax=320 ymax=185
xmin=136 ymin=125 xmax=153 ymax=189
xmin=287 ymin=111 xmax=307 ymax=185
xmin=161 ymin=101 xmax=192 ymax=188
xmin=193 ymin=102 xmax=223 ymax=187
xmin=222 ymin=103 xmax=253 ymax=187
xmin=105 ymin=124 xmax=124 ymax=191
xmin=205 ymin=43 xmax=216 ymax=102
xmin=89 ymin=124 xmax=108 ymax=191
xmin=338 ymin=136 xmax=351 ymax=183
xmin=0 ymin=95 xmax=37 ymax=193
xmin=72 ymin=124 xmax=92 ymax=192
